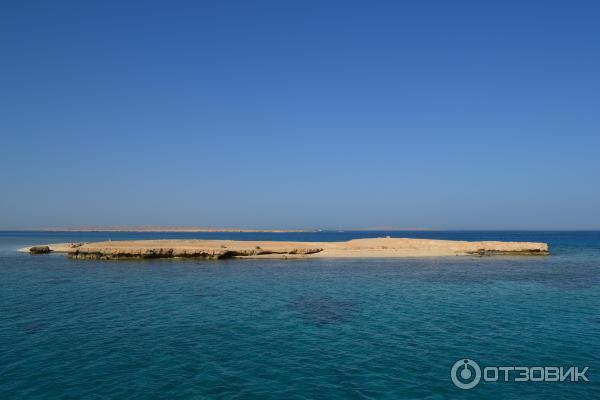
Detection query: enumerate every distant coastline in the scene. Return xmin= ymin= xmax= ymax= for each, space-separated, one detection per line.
xmin=28 ymin=226 xmax=434 ymax=233
xmin=37 ymin=226 xmax=316 ymax=233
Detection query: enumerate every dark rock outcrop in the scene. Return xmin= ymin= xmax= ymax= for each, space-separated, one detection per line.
xmin=29 ymin=246 xmax=52 ymax=254
xmin=68 ymin=247 xmax=324 ymax=260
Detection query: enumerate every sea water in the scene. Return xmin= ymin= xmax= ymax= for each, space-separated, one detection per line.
xmin=0 ymin=231 xmax=598 ymax=399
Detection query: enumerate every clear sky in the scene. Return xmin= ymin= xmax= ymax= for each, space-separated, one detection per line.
xmin=1 ymin=1 xmax=599 ymax=230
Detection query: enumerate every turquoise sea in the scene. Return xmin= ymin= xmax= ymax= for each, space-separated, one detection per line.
xmin=0 ymin=231 xmax=598 ymax=399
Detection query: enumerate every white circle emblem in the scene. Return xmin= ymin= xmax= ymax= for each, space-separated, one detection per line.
xmin=451 ymin=359 xmax=481 ymax=389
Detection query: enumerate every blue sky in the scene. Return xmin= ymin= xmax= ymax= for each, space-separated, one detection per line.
xmin=1 ymin=1 xmax=599 ymax=230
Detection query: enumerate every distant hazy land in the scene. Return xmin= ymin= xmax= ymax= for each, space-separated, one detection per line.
xmin=33 ymin=226 xmax=433 ymax=233
xmin=38 ymin=226 xmax=315 ymax=233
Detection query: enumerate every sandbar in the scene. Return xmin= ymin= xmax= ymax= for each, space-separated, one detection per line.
xmin=20 ymin=238 xmax=549 ymax=259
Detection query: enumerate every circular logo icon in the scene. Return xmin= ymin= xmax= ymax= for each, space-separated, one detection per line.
xmin=451 ymin=359 xmax=481 ymax=389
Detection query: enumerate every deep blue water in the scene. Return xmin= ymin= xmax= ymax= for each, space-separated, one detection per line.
xmin=0 ymin=231 xmax=599 ymax=399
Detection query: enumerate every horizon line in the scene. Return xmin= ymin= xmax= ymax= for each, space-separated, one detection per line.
xmin=1 ymin=227 xmax=600 ymax=232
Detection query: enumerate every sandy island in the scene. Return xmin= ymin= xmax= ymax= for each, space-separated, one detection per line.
xmin=21 ymin=238 xmax=549 ymax=259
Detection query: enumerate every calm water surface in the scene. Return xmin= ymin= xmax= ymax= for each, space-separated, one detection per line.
xmin=0 ymin=231 xmax=599 ymax=399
